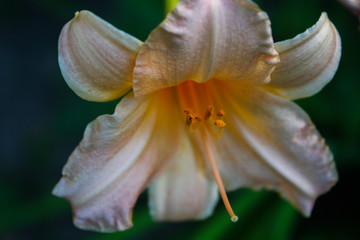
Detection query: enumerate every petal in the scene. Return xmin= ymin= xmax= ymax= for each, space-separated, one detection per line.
xmin=264 ymin=13 xmax=341 ymax=100
xmin=204 ymin=81 xmax=337 ymax=216
xmin=133 ymin=0 xmax=279 ymax=96
xmin=148 ymin=135 xmax=219 ymax=221
xmin=52 ymin=90 xmax=182 ymax=232
xmin=59 ymin=10 xmax=142 ymax=102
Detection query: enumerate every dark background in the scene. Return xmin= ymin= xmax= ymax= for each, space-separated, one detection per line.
xmin=1 ymin=0 xmax=359 ymax=239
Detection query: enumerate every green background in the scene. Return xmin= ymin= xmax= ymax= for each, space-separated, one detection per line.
xmin=1 ymin=0 xmax=359 ymax=239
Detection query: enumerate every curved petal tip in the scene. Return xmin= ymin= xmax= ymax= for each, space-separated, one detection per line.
xmin=265 ymin=12 xmax=341 ymax=100
xmin=59 ymin=10 xmax=143 ymax=102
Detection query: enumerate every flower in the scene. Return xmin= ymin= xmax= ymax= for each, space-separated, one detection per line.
xmin=53 ymin=0 xmax=341 ymax=232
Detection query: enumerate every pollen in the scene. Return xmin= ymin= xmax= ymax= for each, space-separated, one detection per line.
xmin=204 ymin=106 xmax=215 ymax=120
xmin=193 ymin=114 xmax=201 ymax=121
xmin=217 ymin=109 xmax=225 ymax=117
xmin=184 ymin=110 xmax=201 ymax=134
xmin=186 ymin=113 xmax=195 ymax=127
xmin=183 ymin=108 xmax=192 ymax=115
xmin=214 ymin=120 xmax=226 ymax=128
xmin=183 ymin=107 xmax=226 ymax=136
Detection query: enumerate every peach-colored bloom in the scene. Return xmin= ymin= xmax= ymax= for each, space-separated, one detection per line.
xmin=53 ymin=0 xmax=341 ymax=232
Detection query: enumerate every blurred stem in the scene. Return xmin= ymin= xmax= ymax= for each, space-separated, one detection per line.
xmin=165 ymin=0 xmax=178 ymax=14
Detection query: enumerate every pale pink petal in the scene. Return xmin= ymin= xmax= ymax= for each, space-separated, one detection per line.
xmin=148 ymin=134 xmax=219 ymax=221
xmin=133 ymin=0 xmax=279 ymax=96
xmin=59 ymin=10 xmax=142 ymax=102
xmin=264 ymin=13 xmax=341 ymax=100
xmin=202 ymin=81 xmax=337 ymax=216
xmin=52 ymin=90 xmax=183 ymax=232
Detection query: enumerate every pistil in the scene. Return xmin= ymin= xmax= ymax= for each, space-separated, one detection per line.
xmin=203 ymin=135 xmax=238 ymax=222
xmin=182 ymin=106 xmax=237 ymax=221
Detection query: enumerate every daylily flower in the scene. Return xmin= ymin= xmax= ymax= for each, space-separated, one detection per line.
xmin=53 ymin=0 xmax=341 ymax=232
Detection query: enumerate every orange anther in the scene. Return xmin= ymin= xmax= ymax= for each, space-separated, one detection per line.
xmin=217 ymin=110 xmax=225 ymax=117
xmin=204 ymin=106 xmax=215 ymax=120
xmin=186 ymin=113 xmax=194 ymax=127
xmin=183 ymin=108 xmax=192 ymax=115
xmin=194 ymin=114 xmax=202 ymax=121
xmin=214 ymin=120 xmax=226 ymax=128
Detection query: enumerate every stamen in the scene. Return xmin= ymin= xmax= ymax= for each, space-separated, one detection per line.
xmin=217 ymin=110 xmax=225 ymax=117
xmin=183 ymin=107 xmax=226 ymax=137
xmin=186 ymin=113 xmax=194 ymax=127
xmin=204 ymin=106 xmax=215 ymax=120
xmin=183 ymin=111 xmax=201 ymax=134
xmin=203 ymin=107 xmax=227 ymax=138
xmin=203 ymin=136 xmax=238 ymax=223
xmin=183 ymin=108 xmax=192 ymax=115
xmin=214 ymin=120 xmax=226 ymax=128
xmin=193 ymin=114 xmax=202 ymax=122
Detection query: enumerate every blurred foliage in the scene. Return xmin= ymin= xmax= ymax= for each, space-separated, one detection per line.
xmin=0 ymin=0 xmax=359 ymax=239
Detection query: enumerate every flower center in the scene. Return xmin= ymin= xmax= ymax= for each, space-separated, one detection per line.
xmin=183 ymin=106 xmax=226 ymax=137
xmin=176 ymin=80 xmax=238 ymax=222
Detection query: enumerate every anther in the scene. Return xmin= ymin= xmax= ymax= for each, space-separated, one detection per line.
xmin=204 ymin=106 xmax=215 ymax=120
xmin=217 ymin=110 xmax=225 ymax=117
xmin=214 ymin=120 xmax=226 ymax=128
xmin=74 ymin=11 xmax=80 ymax=18
xmin=194 ymin=114 xmax=202 ymax=122
xmin=186 ymin=113 xmax=194 ymax=127
xmin=183 ymin=108 xmax=192 ymax=115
